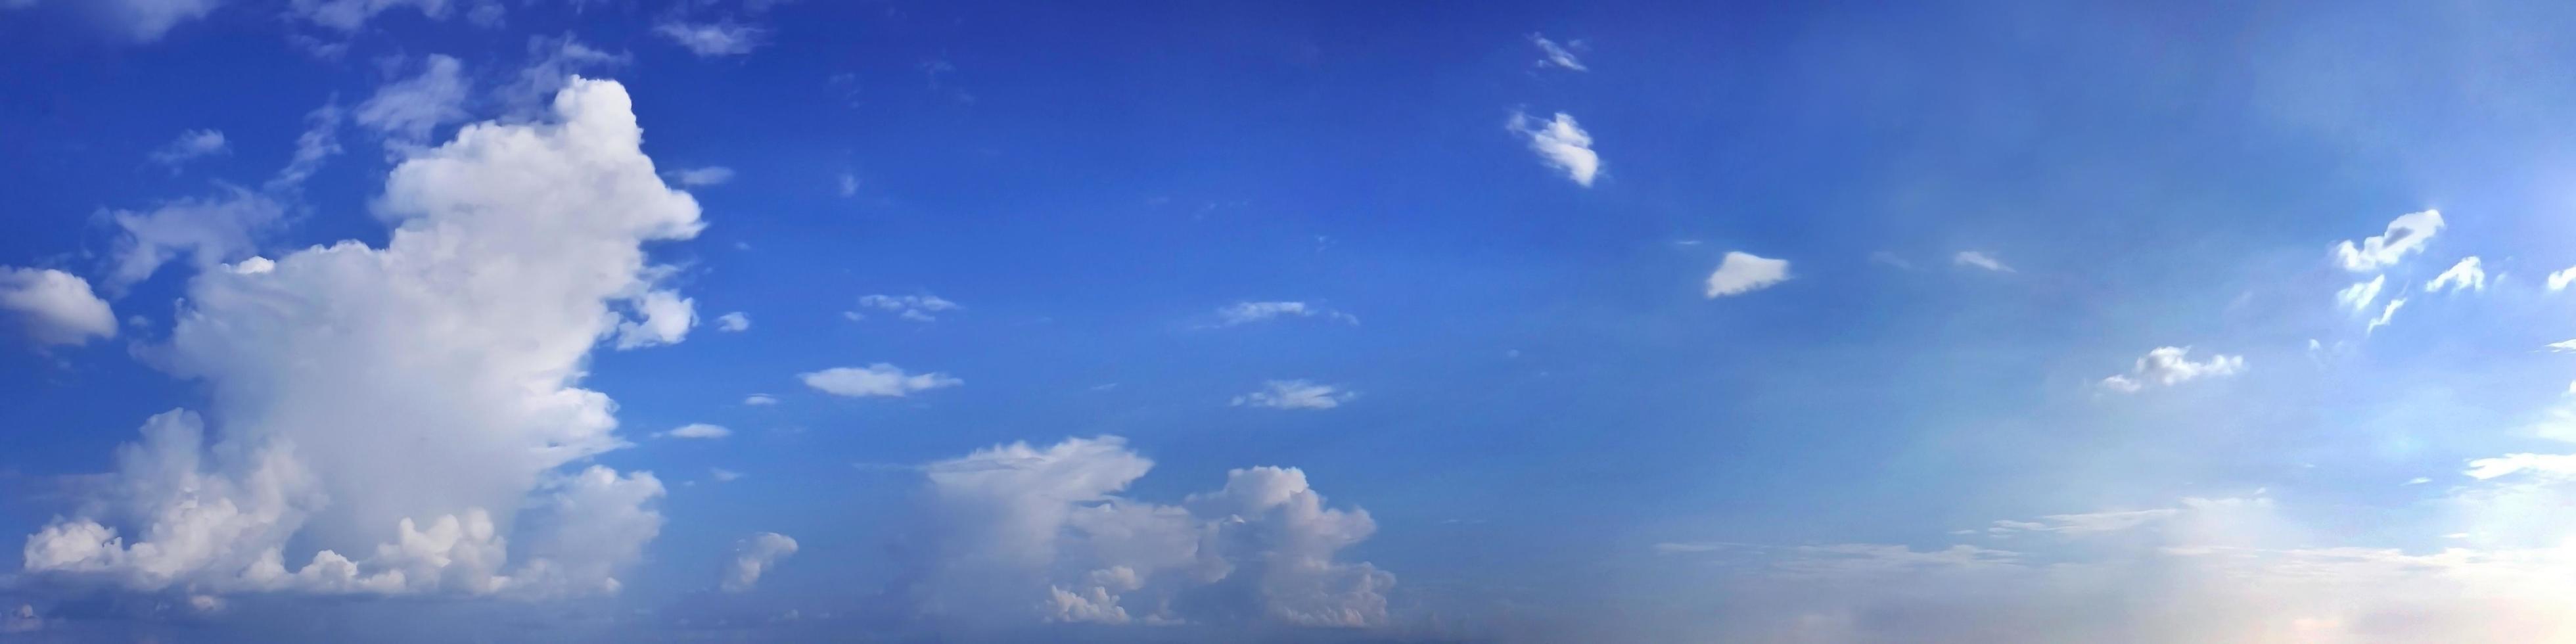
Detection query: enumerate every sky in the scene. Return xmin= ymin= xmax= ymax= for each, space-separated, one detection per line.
xmin=7 ymin=1 xmax=2576 ymax=642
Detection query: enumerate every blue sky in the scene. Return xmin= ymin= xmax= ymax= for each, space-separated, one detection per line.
xmin=9 ymin=1 xmax=2576 ymax=641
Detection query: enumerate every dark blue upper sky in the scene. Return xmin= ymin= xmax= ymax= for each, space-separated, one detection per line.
xmin=8 ymin=1 xmax=2576 ymax=641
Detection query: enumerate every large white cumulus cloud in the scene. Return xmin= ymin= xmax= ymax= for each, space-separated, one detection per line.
xmin=912 ymin=436 xmax=1394 ymax=628
xmin=20 ymin=77 xmax=696 ymax=599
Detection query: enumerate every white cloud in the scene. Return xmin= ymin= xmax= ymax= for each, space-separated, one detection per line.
xmin=610 ymin=289 xmax=695 ymax=350
xmin=501 ymin=35 xmax=627 ymax=119
xmin=662 ymin=423 xmax=731 ymax=440
xmin=0 ymin=267 xmax=117 ymax=347
xmin=714 ymin=311 xmax=750 ymax=332
xmin=910 ymin=436 xmax=1392 ymax=627
xmin=2335 ymin=274 xmax=2385 ymax=312
xmin=103 ymin=187 xmax=287 ymax=290
xmin=1705 ymin=251 xmax=1791 ymax=298
xmin=2466 ymin=453 xmax=2576 ymax=480
xmin=22 ymin=0 xmax=224 ymax=42
xmin=802 ymin=363 xmax=961 ymax=398
xmin=2098 ymin=346 xmax=2245 ymax=394
xmin=267 ymin=103 xmax=345 ymax=191
xmin=656 ymin=20 xmax=765 ymax=57
xmin=1953 ymin=250 xmax=2013 ymax=273
xmin=710 ymin=467 xmax=745 ymax=482
xmin=1507 ymin=110 xmax=1600 ymax=187
xmin=1528 ymin=33 xmax=1587 ymax=71
xmin=720 ymin=532 xmax=797 ymax=592
xmin=2550 ymin=266 xmax=2576 ymax=292
xmin=2368 ymin=297 xmax=2406 ymax=334
xmin=289 ymin=0 xmax=450 ymax=32
xmin=150 ymin=129 xmax=229 ymax=166
xmin=666 ymin=166 xmax=735 ymax=187
xmin=853 ymin=294 xmax=960 ymax=322
xmin=837 ymin=172 xmax=859 ymax=196
xmin=2 ymin=603 xmax=39 ymax=634
xmin=743 ymin=393 xmax=778 ymax=405
xmin=1232 ymin=379 xmax=1355 ymax=410
xmin=2332 ymin=209 xmax=2443 ymax=271
xmin=355 ymin=55 xmax=470 ymax=142
xmin=18 ymin=78 xmax=695 ymax=598
xmin=2426 ymin=256 xmax=2486 ymax=293
xmin=1214 ymin=300 xmax=1358 ymax=327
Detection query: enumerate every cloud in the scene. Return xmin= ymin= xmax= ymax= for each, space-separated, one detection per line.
xmin=2335 ymin=274 xmax=2385 ymax=312
xmin=2 ymin=603 xmax=39 ymax=634
xmin=801 ymin=363 xmax=961 ymax=398
xmin=103 ymin=187 xmax=288 ymax=290
xmin=289 ymin=0 xmax=451 ymax=32
xmin=1528 ymin=33 xmax=1587 ymax=71
xmin=500 ymin=35 xmax=627 ymax=119
xmin=656 ymin=20 xmax=764 ymax=57
xmin=720 ymin=532 xmax=797 ymax=592
xmin=666 ymin=166 xmax=735 ymax=187
xmin=2098 ymin=346 xmax=2245 ymax=393
xmin=852 ymin=294 xmax=960 ymax=322
xmin=710 ymin=467 xmax=745 ymax=482
xmin=714 ymin=311 xmax=749 ymax=332
xmin=16 ymin=0 xmax=224 ymax=42
xmin=1214 ymin=301 xmax=1358 ymax=327
xmin=2427 ymin=256 xmax=2487 ymax=293
xmin=1704 ymin=251 xmax=1791 ymax=298
xmin=1507 ymin=110 xmax=1600 ymax=186
xmin=1953 ymin=250 xmax=2013 ymax=273
xmin=1231 ymin=379 xmax=1355 ymax=410
xmin=2368 ymin=297 xmax=2406 ymax=334
xmin=610 ymin=288 xmax=696 ymax=350
xmin=837 ymin=172 xmax=859 ymax=196
xmin=662 ymin=423 xmax=732 ymax=440
xmin=909 ymin=436 xmax=1392 ymax=627
xmin=355 ymin=55 xmax=471 ymax=142
xmin=0 ymin=267 xmax=117 ymax=346
xmin=149 ymin=129 xmax=229 ymax=166
xmin=18 ymin=78 xmax=695 ymax=599
xmin=742 ymin=393 xmax=777 ymax=405
xmin=2549 ymin=266 xmax=2576 ymax=292
xmin=2332 ymin=209 xmax=2443 ymax=271
xmin=2465 ymin=453 xmax=2576 ymax=480
xmin=267 ymin=103 xmax=345 ymax=191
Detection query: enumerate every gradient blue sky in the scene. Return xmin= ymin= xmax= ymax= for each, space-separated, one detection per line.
xmin=7 ymin=1 xmax=2576 ymax=641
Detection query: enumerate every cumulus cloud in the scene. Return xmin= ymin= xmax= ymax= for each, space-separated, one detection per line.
xmin=909 ymin=436 xmax=1392 ymax=627
xmin=1507 ymin=110 xmax=1600 ymax=186
xmin=1704 ymin=251 xmax=1790 ymax=298
xmin=2550 ymin=266 xmax=2576 ymax=292
xmin=720 ymin=532 xmax=796 ymax=592
xmin=2098 ymin=346 xmax=2245 ymax=393
xmin=714 ymin=311 xmax=749 ymax=332
xmin=150 ymin=129 xmax=229 ymax=166
xmin=0 ymin=267 xmax=117 ymax=347
xmin=665 ymin=166 xmax=734 ymax=187
xmin=662 ymin=423 xmax=731 ymax=440
xmin=1953 ymin=250 xmax=2012 ymax=272
xmin=656 ymin=20 xmax=764 ymax=57
xmin=18 ymin=78 xmax=695 ymax=599
xmin=355 ymin=55 xmax=471 ymax=142
xmin=1231 ymin=380 xmax=1356 ymax=410
xmin=851 ymin=294 xmax=959 ymax=322
xmin=1214 ymin=301 xmax=1358 ymax=327
xmin=801 ymin=363 xmax=961 ymax=398
xmin=610 ymin=288 xmax=696 ymax=350
xmin=2335 ymin=274 xmax=2385 ymax=312
xmin=2427 ymin=256 xmax=2487 ymax=293
xmin=2332 ymin=209 xmax=2443 ymax=272
xmin=1528 ymin=33 xmax=1587 ymax=71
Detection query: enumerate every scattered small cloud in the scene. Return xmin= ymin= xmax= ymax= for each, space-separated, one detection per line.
xmin=801 ymin=363 xmax=961 ymax=398
xmin=1232 ymin=379 xmax=1356 ymax=410
xmin=2332 ymin=209 xmax=2443 ymax=272
xmin=1868 ymin=251 xmax=1915 ymax=270
xmin=2367 ymin=298 xmax=2406 ymax=334
xmin=1507 ymin=110 xmax=1600 ymax=187
xmin=715 ymin=311 xmax=750 ymax=332
xmin=2099 ymin=346 xmax=2245 ymax=394
xmin=1953 ymin=250 xmax=2013 ymax=273
xmin=354 ymin=55 xmax=471 ymax=142
xmin=837 ymin=172 xmax=859 ymax=196
xmin=656 ymin=20 xmax=765 ymax=57
xmin=2405 ymin=476 xmax=2432 ymax=486
xmin=743 ymin=393 xmax=778 ymax=405
xmin=662 ymin=423 xmax=733 ymax=440
xmin=854 ymin=294 xmax=959 ymax=322
xmin=666 ymin=166 xmax=735 ymax=187
xmin=2549 ymin=265 xmax=2576 ymax=292
xmin=721 ymin=532 xmax=798 ymax=593
xmin=1213 ymin=301 xmax=1358 ymax=327
xmin=0 ymin=267 xmax=117 ymax=348
xmin=1705 ymin=251 xmax=1791 ymax=298
xmin=2335 ymin=275 xmax=2386 ymax=313
xmin=2426 ymin=256 xmax=2486 ymax=293
xmin=710 ymin=467 xmax=745 ymax=482
xmin=1528 ymin=33 xmax=1588 ymax=71
xmin=149 ymin=129 xmax=229 ymax=166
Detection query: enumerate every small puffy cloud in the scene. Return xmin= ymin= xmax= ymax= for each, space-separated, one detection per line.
xmin=837 ymin=172 xmax=860 ymax=196
xmin=854 ymin=294 xmax=960 ymax=322
xmin=1232 ymin=379 xmax=1356 ymax=410
xmin=1528 ymin=33 xmax=1587 ymax=71
xmin=743 ymin=393 xmax=778 ymax=405
xmin=2426 ymin=256 xmax=2486 ymax=293
xmin=656 ymin=20 xmax=764 ymax=57
xmin=1507 ymin=110 xmax=1600 ymax=186
xmin=0 ymin=267 xmax=117 ymax=346
xmin=714 ymin=311 xmax=750 ymax=332
xmin=2464 ymin=453 xmax=2576 ymax=480
xmin=2367 ymin=297 xmax=2406 ymax=334
xmin=710 ymin=467 xmax=745 ymax=482
xmin=1953 ymin=250 xmax=2012 ymax=273
xmin=662 ymin=423 xmax=732 ymax=440
xmin=2335 ymin=274 xmax=2385 ymax=312
xmin=666 ymin=166 xmax=735 ymax=187
xmin=2549 ymin=266 xmax=2576 ymax=292
xmin=802 ymin=363 xmax=962 ymax=398
xmin=1214 ymin=300 xmax=1358 ymax=327
xmin=2332 ymin=209 xmax=2443 ymax=271
xmin=3 ymin=603 xmax=39 ymax=634
xmin=611 ymin=289 xmax=696 ymax=350
xmin=355 ymin=55 xmax=471 ymax=142
xmin=2099 ymin=346 xmax=2245 ymax=393
xmin=150 ymin=129 xmax=229 ymax=166
xmin=721 ymin=532 xmax=798 ymax=592
xmin=1705 ymin=251 xmax=1791 ymax=298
